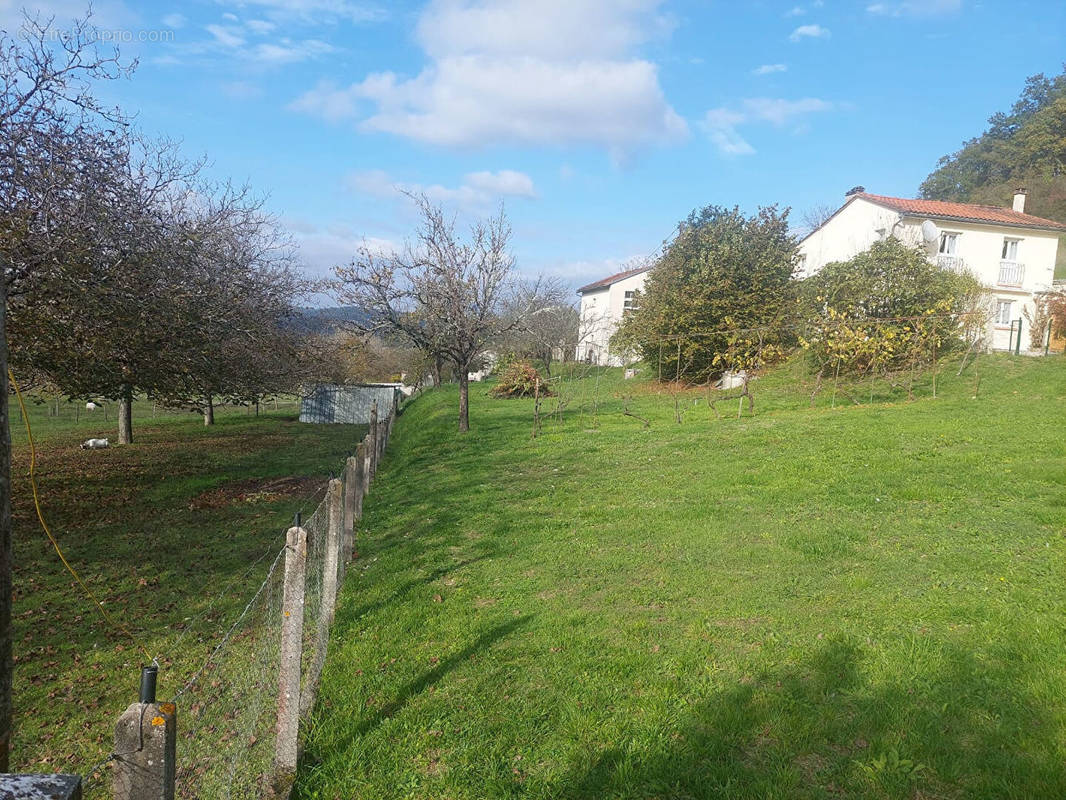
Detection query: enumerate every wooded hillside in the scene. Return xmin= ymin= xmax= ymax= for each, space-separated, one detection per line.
xmin=920 ymin=66 xmax=1066 ymax=274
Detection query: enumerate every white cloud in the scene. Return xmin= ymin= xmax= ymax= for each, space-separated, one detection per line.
xmin=785 ymin=6 xmax=805 ymax=16
xmin=215 ymin=0 xmax=386 ymax=25
xmin=206 ymin=23 xmax=246 ymax=48
xmin=250 ymin=38 xmax=334 ymax=63
xmin=246 ymin=18 xmax=277 ymax=33
xmin=287 ymin=220 xmax=398 ymax=281
xmin=753 ymin=63 xmax=788 ymax=75
xmin=703 ymin=97 xmax=834 ymax=156
xmin=415 ymin=0 xmax=674 ymax=60
xmin=346 ymin=168 xmax=538 ymax=208
xmin=464 ymin=169 xmax=536 ymax=198
xmin=290 ymin=0 xmax=688 ymax=157
xmin=867 ymin=0 xmax=961 ymax=15
xmin=220 ymin=80 xmax=264 ymax=99
xmin=789 ymin=23 xmax=830 ymax=41
xmin=548 ymin=254 xmax=650 ymax=284
xmin=162 ymin=12 xmax=186 ymax=28
xmin=702 ymin=108 xmax=755 ymax=156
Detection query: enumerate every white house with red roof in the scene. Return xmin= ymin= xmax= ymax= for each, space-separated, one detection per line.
xmin=799 ymin=188 xmax=1066 ymax=351
xmin=575 ymin=264 xmax=651 ymax=365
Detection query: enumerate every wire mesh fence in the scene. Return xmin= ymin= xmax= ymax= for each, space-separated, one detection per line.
xmin=69 ymin=397 xmax=400 ymax=800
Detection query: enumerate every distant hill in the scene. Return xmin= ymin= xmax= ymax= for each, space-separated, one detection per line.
xmin=920 ymin=66 xmax=1066 ymax=275
xmin=292 ymin=306 xmax=373 ymax=335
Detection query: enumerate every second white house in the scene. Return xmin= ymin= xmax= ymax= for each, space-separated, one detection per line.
xmin=799 ymin=188 xmax=1066 ymax=351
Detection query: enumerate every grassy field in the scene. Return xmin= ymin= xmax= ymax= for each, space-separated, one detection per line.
xmin=9 ymin=397 xmax=362 ymax=785
xmin=296 ymin=353 xmax=1066 ymax=799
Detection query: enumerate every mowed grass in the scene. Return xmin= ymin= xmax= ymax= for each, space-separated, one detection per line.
xmin=9 ymin=398 xmax=363 ymax=780
xmin=297 ymin=354 xmax=1066 ymax=800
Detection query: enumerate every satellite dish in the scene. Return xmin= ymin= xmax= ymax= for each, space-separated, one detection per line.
xmin=921 ymin=219 xmax=939 ymax=245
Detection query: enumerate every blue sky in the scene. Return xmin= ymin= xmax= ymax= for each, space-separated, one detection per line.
xmin=4 ymin=0 xmax=1065 ymax=293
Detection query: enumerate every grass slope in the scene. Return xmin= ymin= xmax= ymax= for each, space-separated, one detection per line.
xmin=10 ymin=400 xmax=362 ymax=783
xmin=298 ymin=354 xmax=1066 ymax=800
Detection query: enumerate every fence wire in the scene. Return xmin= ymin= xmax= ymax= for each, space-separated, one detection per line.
xmin=170 ymin=544 xmax=286 ymax=800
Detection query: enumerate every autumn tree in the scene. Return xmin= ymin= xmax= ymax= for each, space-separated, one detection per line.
xmin=0 ymin=8 xmax=131 ymax=770
xmin=614 ymin=205 xmax=798 ymax=383
xmin=799 ymin=238 xmax=985 ymax=376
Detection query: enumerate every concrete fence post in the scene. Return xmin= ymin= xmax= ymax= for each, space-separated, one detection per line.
xmin=323 ymin=479 xmax=342 ymax=626
xmin=301 ymin=481 xmax=342 ymax=719
xmin=368 ymin=401 xmax=379 ymax=480
xmin=113 ymin=677 xmax=176 ymax=800
xmin=362 ymin=434 xmax=373 ymax=496
xmin=343 ymin=455 xmax=360 ymax=562
xmin=272 ymin=525 xmax=307 ymax=794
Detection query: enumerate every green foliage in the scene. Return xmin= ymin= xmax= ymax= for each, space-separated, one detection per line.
xmin=800 ymin=239 xmax=985 ymax=374
xmin=614 ymin=205 xmax=797 ymax=382
xmin=489 ymin=361 xmax=553 ymax=398
xmin=297 ymin=356 xmax=1066 ymax=800
xmin=921 ymin=67 xmax=1066 ymax=232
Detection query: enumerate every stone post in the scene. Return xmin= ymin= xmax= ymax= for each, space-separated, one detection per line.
xmin=272 ymin=525 xmax=307 ymax=792
xmin=322 ymin=479 xmax=342 ymax=626
xmin=113 ymin=700 xmax=176 ymax=800
xmin=0 ymin=775 xmax=82 ymax=799
xmin=362 ymin=434 xmax=372 ymax=498
xmin=368 ymin=401 xmax=379 ymax=479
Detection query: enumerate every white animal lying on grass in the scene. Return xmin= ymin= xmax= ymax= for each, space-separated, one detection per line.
xmin=85 ymin=402 xmax=100 ymax=411
xmin=81 ymin=438 xmax=110 ymax=450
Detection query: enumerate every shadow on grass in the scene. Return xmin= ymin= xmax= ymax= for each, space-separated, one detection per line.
xmin=552 ymin=637 xmax=1065 ymax=799
xmin=342 ymin=554 xmax=496 ymax=623
xmin=297 ymin=615 xmax=532 ymax=787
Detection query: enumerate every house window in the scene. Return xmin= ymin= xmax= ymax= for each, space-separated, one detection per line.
xmin=994 ymin=299 xmax=1014 ymax=326
xmin=623 ymin=290 xmax=637 ymax=313
xmin=1001 ymin=238 xmax=1020 ymax=261
xmin=939 ymin=232 xmax=959 ymax=255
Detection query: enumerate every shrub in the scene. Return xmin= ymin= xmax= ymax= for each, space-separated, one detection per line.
xmin=799 ymin=238 xmax=985 ymax=375
xmin=490 ymin=361 xmax=553 ymax=398
xmin=613 ymin=204 xmax=798 ymax=382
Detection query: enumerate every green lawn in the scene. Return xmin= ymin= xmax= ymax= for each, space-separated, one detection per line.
xmin=297 ymin=353 xmax=1066 ymax=799
xmin=9 ymin=397 xmax=362 ymax=792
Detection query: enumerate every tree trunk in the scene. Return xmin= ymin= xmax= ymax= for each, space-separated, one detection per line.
xmin=203 ymin=395 xmax=214 ymax=426
xmin=0 ymin=281 xmax=12 ymax=772
xmin=118 ymin=386 xmax=133 ymax=445
xmin=434 ymin=354 xmax=444 ymax=387
xmin=458 ymin=366 xmax=470 ymax=433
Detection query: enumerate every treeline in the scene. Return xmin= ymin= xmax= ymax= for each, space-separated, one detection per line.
xmin=921 ymin=66 xmax=1066 ymax=231
xmin=613 ymin=205 xmax=986 ymax=385
xmin=2 ymin=13 xmax=322 ymax=444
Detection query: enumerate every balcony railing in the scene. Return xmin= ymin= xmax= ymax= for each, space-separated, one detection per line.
xmin=998 ymin=260 xmax=1025 ymax=287
xmin=936 ymin=254 xmax=966 ymax=272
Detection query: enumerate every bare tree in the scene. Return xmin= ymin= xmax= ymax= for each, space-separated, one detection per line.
xmin=0 ymin=8 xmax=132 ymax=771
xmin=798 ymin=204 xmax=837 ymax=237
xmin=336 ymin=193 xmax=530 ymax=432
xmin=499 ymin=277 xmax=577 ymax=376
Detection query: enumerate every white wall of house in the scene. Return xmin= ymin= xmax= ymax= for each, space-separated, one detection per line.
xmin=576 ymin=270 xmax=647 ymax=366
xmin=798 ymin=199 xmax=901 ymax=277
xmin=799 ymin=196 xmax=1061 ymax=352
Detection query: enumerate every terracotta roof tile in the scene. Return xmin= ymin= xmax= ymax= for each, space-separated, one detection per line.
xmin=857 ymin=192 xmax=1066 ymax=231
xmin=576 ymin=265 xmax=651 ymax=294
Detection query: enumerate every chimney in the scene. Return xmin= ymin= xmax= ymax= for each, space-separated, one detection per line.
xmin=1012 ymin=187 xmax=1028 ymax=213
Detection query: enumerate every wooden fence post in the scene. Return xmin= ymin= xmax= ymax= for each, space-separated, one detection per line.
xmin=272 ymin=525 xmax=307 ymax=794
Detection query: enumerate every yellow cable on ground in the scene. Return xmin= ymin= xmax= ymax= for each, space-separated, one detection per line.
xmin=8 ymin=369 xmax=154 ymax=664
